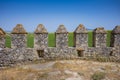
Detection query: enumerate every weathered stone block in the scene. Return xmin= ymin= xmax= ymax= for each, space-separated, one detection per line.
xmin=0 ymin=28 xmax=6 ymax=48
xmin=74 ymin=24 xmax=88 ymax=48
xmin=93 ymin=27 xmax=107 ymax=47
xmin=34 ymin=24 xmax=48 ymax=50
xmin=56 ymin=25 xmax=68 ymax=48
xmin=111 ymin=25 xmax=120 ymax=47
xmin=11 ymin=24 xmax=27 ymax=48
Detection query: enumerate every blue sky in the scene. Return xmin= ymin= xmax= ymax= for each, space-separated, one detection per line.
xmin=0 ymin=0 xmax=120 ymax=32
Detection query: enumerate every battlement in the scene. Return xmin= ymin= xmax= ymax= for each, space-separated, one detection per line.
xmin=0 ymin=24 xmax=120 ymax=67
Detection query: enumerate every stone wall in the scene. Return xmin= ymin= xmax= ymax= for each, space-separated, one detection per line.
xmin=11 ymin=34 xmax=27 ymax=48
xmin=46 ymin=47 xmax=77 ymax=59
xmin=0 ymin=48 xmax=37 ymax=67
xmin=0 ymin=24 xmax=120 ymax=67
xmin=11 ymin=24 xmax=27 ymax=48
xmin=93 ymin=27 xmax=107 ymax=47
xmin=0 ymin=28 xmax=6 ymax=48
xmin=110 ymin=26 xmax=120 ymax=57
xmin=56 ymin=25 xmax=68 ymax=49
xmin=34 ymin=24 xmax=48 ymax=50
xmin=74 ymin=24 xmax=88 ymax=48
xmin=0 ymin=37 xmax=5 ymax=48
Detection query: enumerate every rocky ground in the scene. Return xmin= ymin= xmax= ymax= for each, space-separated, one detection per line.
xmin=0 ymin=60 xmax=120 ymax=80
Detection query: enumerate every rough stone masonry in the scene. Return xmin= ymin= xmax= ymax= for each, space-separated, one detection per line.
xmin=0 ymin=24 xmax=120 ymax=67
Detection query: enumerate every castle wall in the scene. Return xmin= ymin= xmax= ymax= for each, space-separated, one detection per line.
xmin=0 ymin=28 xmax=6 ymax=48
xmin=46 ymin=47 xmax=77 ymax=59
xmin=0 ymin=48 xmax=37 ymax=67
xmin=0 ymin=37 xmax=5 ymax=48
xmin=11 ymin=34 xmax=27 ymax=48
xmin=34 ymin=24 xmax=48 ymax=50
xmin=56 ymin=33 xmax=68 ymax=48
xmin=56 ymin=25 xmax=68 ymax=49
xmin=111 ymin=34 xmax=120 ymax=47
xmin=74 ymin=24 xmax=88 ymax=48
xmin=0 ymin=24 xmax=120 ymax=67
xmin=93 ymin=27 xmax=107 ymax=47
xmin=34 ymin=34 xmax=48 ymax=49
xmin=110 ymin=26 xmax=120 ymax=56
xmin=85 ymin=47 xmax=112 ymax=57
xmin=75 ymin=33 xmax=88 ymax=47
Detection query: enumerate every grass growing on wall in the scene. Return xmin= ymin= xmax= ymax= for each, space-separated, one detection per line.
xmin=5 ymin=31 xmax=112 ymax=48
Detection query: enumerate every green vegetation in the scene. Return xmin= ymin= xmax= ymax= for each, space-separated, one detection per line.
xmin=48 ymin=33 xmax=55 ymax=47
xmin=91 ymin=72 xmax=106 ymax=80
xmin=5 ymin=33 xmax=11 ymax=48
xmin=106 ymin=30 xmax=112 ymax=47
xmin=68 ymin=32 xmax=74 ymax=47
xmin=5 ymin=31 xmax=112 ymax=48
xmin=88 ymin=31 xmax=93 ymax=47
xmin=27 ymin=33 xmax=34 ymax=48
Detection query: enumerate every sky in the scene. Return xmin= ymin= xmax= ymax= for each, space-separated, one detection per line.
xmin=0 ymin=0 xmax=120 ymax=32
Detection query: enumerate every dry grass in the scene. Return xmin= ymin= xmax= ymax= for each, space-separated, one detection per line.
xmin=0 ymin=60 xmax=120 ymax=80
xmin=53 ymin=61 xmax=76 ymax=69
xmin=0 ymin=68 xmax=37 ymax=80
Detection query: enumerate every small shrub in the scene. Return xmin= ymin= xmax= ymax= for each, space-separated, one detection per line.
xmin=36 ymin=73 xmax=48 ymax=79
xmin=78 ymin=72 xmax=84 ymax=76
xmin=91 ymin=72 xmax=105 ymax=80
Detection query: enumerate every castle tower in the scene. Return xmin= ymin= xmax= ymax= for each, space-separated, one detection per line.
xmin=34 ymin=24 xmax=48 ymax=50
xmin=11 ymin=24 xmax=27 ymax=48
xmin=0 ymin=28 xmax=6 ymax=48
xmin=93 ymin=27 xmax=107 ymax=47
xmin=74 ymin=24 xmax=88 ymax=48
xmin=110 ymin=25 xmax=120 ymax=47
xmin=56 ymin=25 xmax=68 ymax=49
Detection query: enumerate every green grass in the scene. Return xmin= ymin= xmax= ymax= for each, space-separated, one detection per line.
xmin=5 ymin=31 xmax=112 ymax=48
xmin=5 ymin=33 xmax=11 ymax=48
xmin=91 ymin=72 xmax=106 ymax=80
xmin=88 ymin=31 xmax=93 ymax=47
xmin=68 ymin=32 xmax=74 ymax=47
xmin=48 ymin=33 xmax=55 ymax=47
xmin=27 ymin=33 xmax=34 ymax=48
xmin=106 ymin=30 xmax=112 ymax=47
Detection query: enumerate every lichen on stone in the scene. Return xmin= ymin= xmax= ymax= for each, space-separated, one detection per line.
xmin=0 ymin=28 xmax=6 ymax=36
xmin=112 ymin=25 xmax=120 ymax=34
xmin=93 ymin=27 xmax=106 ymax=33
xmin=74 ymin=24 xmax=87 ymax=33
xmin=12 ymin=24 xmax=27 ymax=34
xmin=56 ymin=25 xmax=68 ymax=33
xmin=34 ymin=24 xmax=48 ymax=34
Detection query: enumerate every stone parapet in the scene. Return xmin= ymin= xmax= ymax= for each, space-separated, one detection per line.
xmin=0 ymin=24 xmax=120 ymax=67
xmin=93 ymin=27 xmax=107 ymax=47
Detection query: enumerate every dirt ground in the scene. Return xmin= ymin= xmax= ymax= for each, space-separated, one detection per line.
xmin=0 ymin=60 xmax=120 ymax=80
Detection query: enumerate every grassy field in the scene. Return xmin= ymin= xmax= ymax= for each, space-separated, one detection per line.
xmin=5 ymin=31 xmax=111 ymax=48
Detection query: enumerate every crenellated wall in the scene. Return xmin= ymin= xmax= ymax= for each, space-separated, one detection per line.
xmin=0 ymin=28 xmax=6 ymax=48
xmin=74 ymin=24 xmax=88 ymax=48
xmin=93 ymin=27 xmax=107 ymax=47
xmin=0 ymin=24 xmax=120 ymax=67
xmin=11 ymin=24 xmax=27 ymax=48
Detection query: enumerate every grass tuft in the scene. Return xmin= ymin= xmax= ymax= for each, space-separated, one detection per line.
xmin=91 ymin=72 xmax=106 ymax=80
